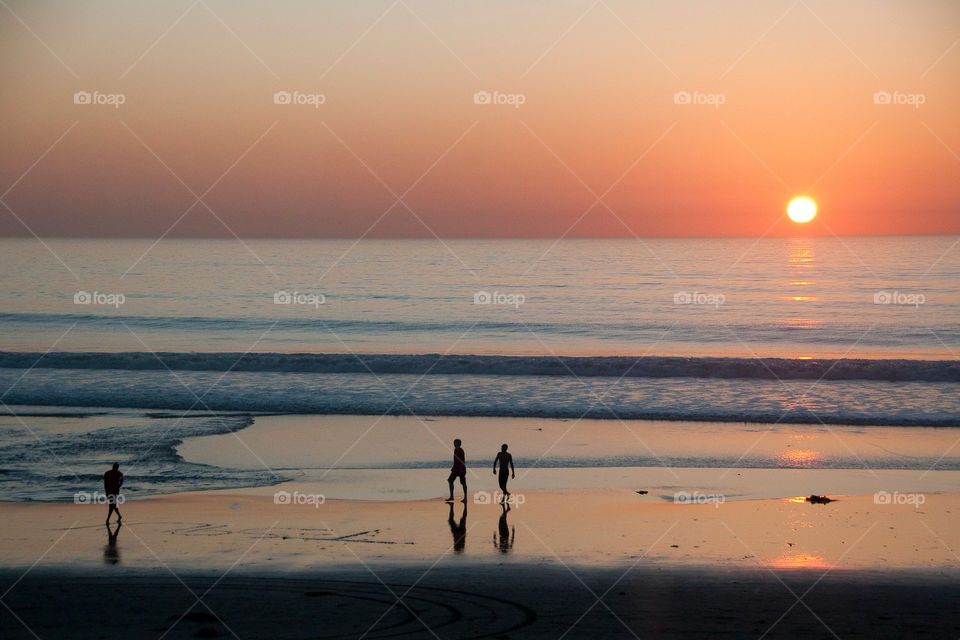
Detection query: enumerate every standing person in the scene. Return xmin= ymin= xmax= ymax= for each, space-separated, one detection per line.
xmin=446 ymin=438 xmax=467 ymax=503
xmin=103 ymin=463 xmax=124 ymax=524
xmin=493 ymin=444 xmax=515 ymax=503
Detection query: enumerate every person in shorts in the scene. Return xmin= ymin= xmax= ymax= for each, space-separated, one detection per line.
xmin=446 ymin=439 xmax=467 ymax=502
xmin=103 ymin=463 xmax=124 ymax=524
xmin=493 ymin=443 xmax=515 ymax=503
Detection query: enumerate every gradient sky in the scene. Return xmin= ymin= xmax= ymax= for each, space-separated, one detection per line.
xmin=1 ymin=0 xmax=958 ymax=238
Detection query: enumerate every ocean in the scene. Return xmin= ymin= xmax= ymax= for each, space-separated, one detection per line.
xmin=0 ymin=236 xmax=957 ymax=500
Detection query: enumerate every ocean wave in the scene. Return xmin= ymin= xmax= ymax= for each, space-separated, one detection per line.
xmin=1 ymin=312 xmax=956 ymax=347
xmin=1 ymin=350 xmax=957 ymax=382
xmin=1 ymin=369 xmax=958 ymax=426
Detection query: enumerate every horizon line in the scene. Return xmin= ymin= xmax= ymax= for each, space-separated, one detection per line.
xmin=1 ymin=231 xmax=958 ymax=241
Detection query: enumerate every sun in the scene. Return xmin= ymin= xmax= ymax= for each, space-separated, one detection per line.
xmin=787 ymin=197 xmax=817 ymax=223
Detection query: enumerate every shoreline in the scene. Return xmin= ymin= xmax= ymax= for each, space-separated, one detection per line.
xmin=7 ymin=409 xmax=960 ymax=502
xmin=7 ymin=465 xmax=960 ymax=504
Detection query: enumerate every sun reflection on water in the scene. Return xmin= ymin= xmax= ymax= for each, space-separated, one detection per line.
xmin=788 ymin=241 xmax=815 ymax=269
xmin=779 ymin=317 xmax=822 ymax=329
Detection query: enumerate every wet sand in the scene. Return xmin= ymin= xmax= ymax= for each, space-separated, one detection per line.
xmin=1 ymin=489 xmax=958 ymax=637
xmin=1 ymin=489 xmax=958 ymax=569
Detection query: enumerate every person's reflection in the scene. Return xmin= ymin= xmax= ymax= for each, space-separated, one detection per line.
xmin=494 ymin=503 xmax=514 ymax=553
xmin=447 ymin=501 xmax=467 ymax=553
xmin=104 ymin=522 xmax=121 ymax=565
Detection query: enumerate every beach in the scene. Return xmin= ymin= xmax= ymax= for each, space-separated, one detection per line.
xmin=2 ymin=405 xmax=959 ymax=636
xmin=2 ymin=488 xmax=958 ymax=638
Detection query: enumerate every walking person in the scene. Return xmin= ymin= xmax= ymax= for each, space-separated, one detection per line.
xmin=446 ymin=439 xmax=467 ymax=503
xmin=493 ymin=444 xmax=514 ymax=504
xmin=103 ymin=463 xmax=124 ymax=524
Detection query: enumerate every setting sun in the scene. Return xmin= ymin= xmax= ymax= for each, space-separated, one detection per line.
xmin=787 ymin=197 xmax=817 ymax=223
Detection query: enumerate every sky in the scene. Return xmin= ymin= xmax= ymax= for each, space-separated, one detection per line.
xmin=1 ymin=0 xmax=958 ymax=238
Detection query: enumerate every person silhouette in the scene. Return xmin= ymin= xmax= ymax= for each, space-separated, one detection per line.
xmin=104 ymin=522 xmax=121 ymax=565
xmin=103 ymin=463 xmax=123 ymax=524
xmin=494 ymin=503 xmax=514 ymax=553
xmin=446 ymin=438 xmax=467 ymax=503
xmin=492 ymin=444 xmax=514 ymax=503
xmin=447 ymin=501 xmax=467 ymax=553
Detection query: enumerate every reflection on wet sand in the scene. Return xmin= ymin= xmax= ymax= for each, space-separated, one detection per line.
xmin=448 ymin=502 xmax=466 ymax=553
xmin=769 ymin=552 xmax=829 ymax=569
xmin=495 ymin=504 xmax=514 ymax=553
xmin=104 ymin=522 xmax=121 ymax=565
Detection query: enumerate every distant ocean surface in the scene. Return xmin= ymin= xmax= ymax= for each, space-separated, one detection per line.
xmin=0 ymin=236 xmax=958 ymax=500
xmin=0 ymin=237 xmax=957 ymax=358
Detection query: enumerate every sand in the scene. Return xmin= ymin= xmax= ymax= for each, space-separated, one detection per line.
xmin=1 ymin=488 xmax=958 ymax=638
xmin=3 ymin=565 xmax=959 ymax=639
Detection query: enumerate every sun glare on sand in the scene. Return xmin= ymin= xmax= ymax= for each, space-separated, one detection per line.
xmin=787 ymin=197 xmax=817 ymax=223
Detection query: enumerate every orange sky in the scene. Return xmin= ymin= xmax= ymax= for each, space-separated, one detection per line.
xmin=0 ymin=0 xmax=957 ymax=238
